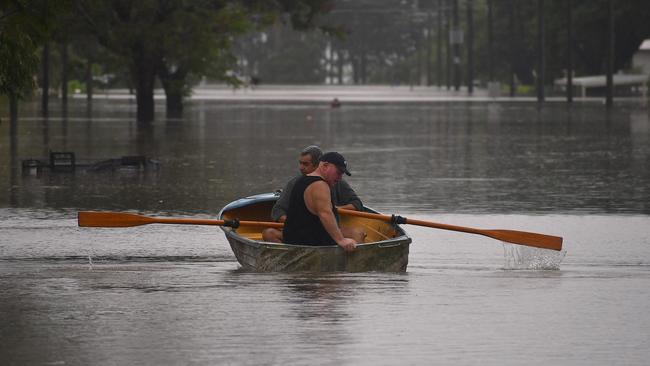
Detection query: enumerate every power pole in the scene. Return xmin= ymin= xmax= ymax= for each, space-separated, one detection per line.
xmin=567 ymin=0 xmax=573 ymax=103
xmin=446 ymin=0 xmax=451 ymax=90
xmin=41 ymin=42 xmax=50 ymax=117
xmin=427 ymin=11 xmax=432 ymax=86
xmin=509 ymin=0 xmax=516 ymax=97
xmin=466 ymin=0 xmax=474 ymax=94
xmin=606 ymin=0 xmax=614 ymax=107
xmin=61 ymin=41 xmax=69 ymax=113
xmin=487 ymin=0 xmax=493 ymax=82
xmin=437 ymin=0 xmax=443 ymax=87
xmin=537 ymin=0 xmax=545 ymax=103
xmin=452 ymin=0 xmax=461 ymax=91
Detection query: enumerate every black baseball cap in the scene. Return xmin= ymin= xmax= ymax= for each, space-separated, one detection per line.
xmin=320 ymin=151 xmax=351 ymax=176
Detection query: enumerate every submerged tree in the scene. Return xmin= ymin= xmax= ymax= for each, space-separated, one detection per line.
xmin=75 ymin=0 xmax=335 ymax=122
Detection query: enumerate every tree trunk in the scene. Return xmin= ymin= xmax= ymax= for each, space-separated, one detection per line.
xmin=133 ymin=67 xmax=155 ymax=123
xmin=135 ymin=78 xmax=155 ymax=123
xmin=10 ymin=94 xmax=18 ymax=125
xmin=159 ymin=66 xmax=187 ymax=118
xmin=131 ymin=47 xmax=156 ymax=123
xmin=165 ymin=92 xmax=183 ymax=117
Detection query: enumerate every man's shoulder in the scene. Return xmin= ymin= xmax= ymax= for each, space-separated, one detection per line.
xmin=304 ymin=179 xmax=330 ymax=204
xmin=304 ymin=176 xmax=328 ymax=190
xmin=282 ymin=174 xmax=302 ymax=191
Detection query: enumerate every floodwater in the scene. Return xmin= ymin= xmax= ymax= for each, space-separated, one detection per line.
xmin=1 ymin=94 xmax=650 ymax=365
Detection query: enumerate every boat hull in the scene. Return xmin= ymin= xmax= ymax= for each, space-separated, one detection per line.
xmin=219 ymin=193 xmax=411 ymax=272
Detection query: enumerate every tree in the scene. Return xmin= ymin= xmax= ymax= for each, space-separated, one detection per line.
xmin=0 ymin=0 xmax=57 ymax=121
xmin=75 ymin=0 xmax=336 ymax=122
xmin=235 ymin=23 xmax=329 ymax=84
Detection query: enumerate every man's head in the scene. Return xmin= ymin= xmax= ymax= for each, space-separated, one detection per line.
xmin=299 ymin=145 xmax=323 ymax=175
xmin=318 ymin=151 xmax=351 ymax=186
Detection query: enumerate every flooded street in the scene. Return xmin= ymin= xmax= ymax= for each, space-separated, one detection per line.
xmin=1 ymin=95 xmax=650 ymax=365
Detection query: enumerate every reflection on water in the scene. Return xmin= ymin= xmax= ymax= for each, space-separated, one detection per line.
xmin=1 ymin=99 xmax=649 ymax=214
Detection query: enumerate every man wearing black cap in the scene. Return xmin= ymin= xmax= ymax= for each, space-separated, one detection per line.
xmin=282 ymin=152 xmax=358 ymax=252
xmin=262 ymin=146 xmax=364 ymax=243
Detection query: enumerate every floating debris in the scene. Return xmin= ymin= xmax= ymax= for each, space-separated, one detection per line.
xmin=22 ymin=151 xmax=159 ymax=176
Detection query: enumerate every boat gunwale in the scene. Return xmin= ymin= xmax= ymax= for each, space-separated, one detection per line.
xmin=222 ymin=226 xmax=411 ymax=251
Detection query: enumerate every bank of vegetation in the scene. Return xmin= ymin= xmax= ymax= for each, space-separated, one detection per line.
xmin=1 ymin=0 xmax=650 ymax=122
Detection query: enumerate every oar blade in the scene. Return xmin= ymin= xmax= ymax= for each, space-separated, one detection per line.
xmin=78 ymin=211 xmax=153 ymax=227
xmin=484 ymin=229 xmax=563 ymax=251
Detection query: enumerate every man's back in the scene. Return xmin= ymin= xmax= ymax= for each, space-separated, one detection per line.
xmin=283 ymin=176 xmax=335 ymax=246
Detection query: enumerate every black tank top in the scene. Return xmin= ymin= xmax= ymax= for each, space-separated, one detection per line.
xmin=283 ymin=176 xmax=336 ymax=246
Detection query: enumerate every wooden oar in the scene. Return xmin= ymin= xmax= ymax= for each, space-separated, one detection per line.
xmin=78 ymin=211 xmax=284 ymax=229
xmin=338 ymin=208 xmax=563 ymax=251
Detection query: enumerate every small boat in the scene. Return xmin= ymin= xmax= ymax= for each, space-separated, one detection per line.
xmin=218 ymin=192 xmax=411 ymax=272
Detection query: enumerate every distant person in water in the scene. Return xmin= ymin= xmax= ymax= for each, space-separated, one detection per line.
xmin=282 ymin=151 xmax=358 ymax=251
xmin=262 ymin=146 xmax=365 ymax=244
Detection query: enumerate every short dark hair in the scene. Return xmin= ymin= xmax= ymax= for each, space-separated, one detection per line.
xmin=300 ymin=145 xmax=322 ymax=166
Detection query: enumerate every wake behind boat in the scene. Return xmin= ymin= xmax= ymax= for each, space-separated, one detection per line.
xmin=218 ymin=192 xmax=411 ymax=272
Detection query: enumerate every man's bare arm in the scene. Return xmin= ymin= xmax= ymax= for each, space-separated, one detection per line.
xmin=305 ymin=181 xmax=356 ymax=251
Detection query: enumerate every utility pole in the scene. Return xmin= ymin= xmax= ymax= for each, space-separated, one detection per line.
xmin=41 ymin=0 xmax=49 ymax=117
xmin=446 ymin=0 xmax=451 ymax=90
xmin=41 ymin=42 xmax=50 ymax=117
xmin=537 ymin=0 xmax=545 ymax=103
xmin=606 ymin=0 xmax=614 ymax=107
xmin=509 ymin=0 xmax=516 ymax=97
xmin=466 ymin=0 xmax=474 ymax=94
xmin=437 ymin=0 xmax=443 ymax=87
xmin=487 ymin=0 xmax=493 ymax=82
xmin=86 ymin=59 xmax=93 ymax=104
xmin=61 ymin=41 xmax=69 ymax=113
xmin=427 ymin=11 xmax=432 ymax=86
xmin=452 ymin=0 xmax=461 ymax=91
xmin=567 ymin=0 xmax=573 ymax=103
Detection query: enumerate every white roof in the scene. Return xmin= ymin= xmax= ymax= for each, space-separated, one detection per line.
xmin=554 ymin=74 xmax=648 ymax=86
xmin=640 ymin=39 xmax=650 ymax=51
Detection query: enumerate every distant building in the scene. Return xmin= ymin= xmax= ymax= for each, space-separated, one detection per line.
xmin=632 ymin=39 xmax=650 ymax=75
xmin=553 ymin=39 xmax=650 ymax=97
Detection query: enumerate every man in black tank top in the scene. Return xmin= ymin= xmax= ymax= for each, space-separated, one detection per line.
xmin=262 ymin=146 xmax=364 ymax=243
xmin=283 ymin=152 xmax=357 ymax=252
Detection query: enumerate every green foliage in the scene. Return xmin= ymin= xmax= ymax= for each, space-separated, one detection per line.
xmin=0 ymin=0 xmax=56 ymax=99
xmin=67 ymin=79 xmax=84 ymax=94
xmin=236 ymin=24 xmax=328 ymax=84
xmin=70 ymin=0 xmax=334 ymax=119
xmin=0 ymin=22 xmax=39 ymax=98
xmin=481 ymin=0 xmax=650 ymax=85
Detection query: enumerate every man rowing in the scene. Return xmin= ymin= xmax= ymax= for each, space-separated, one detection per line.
xmin=282 ymin=151 xmax=358 ymax=252
xmin=262 ymin=146 xmax=365 ymax=244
